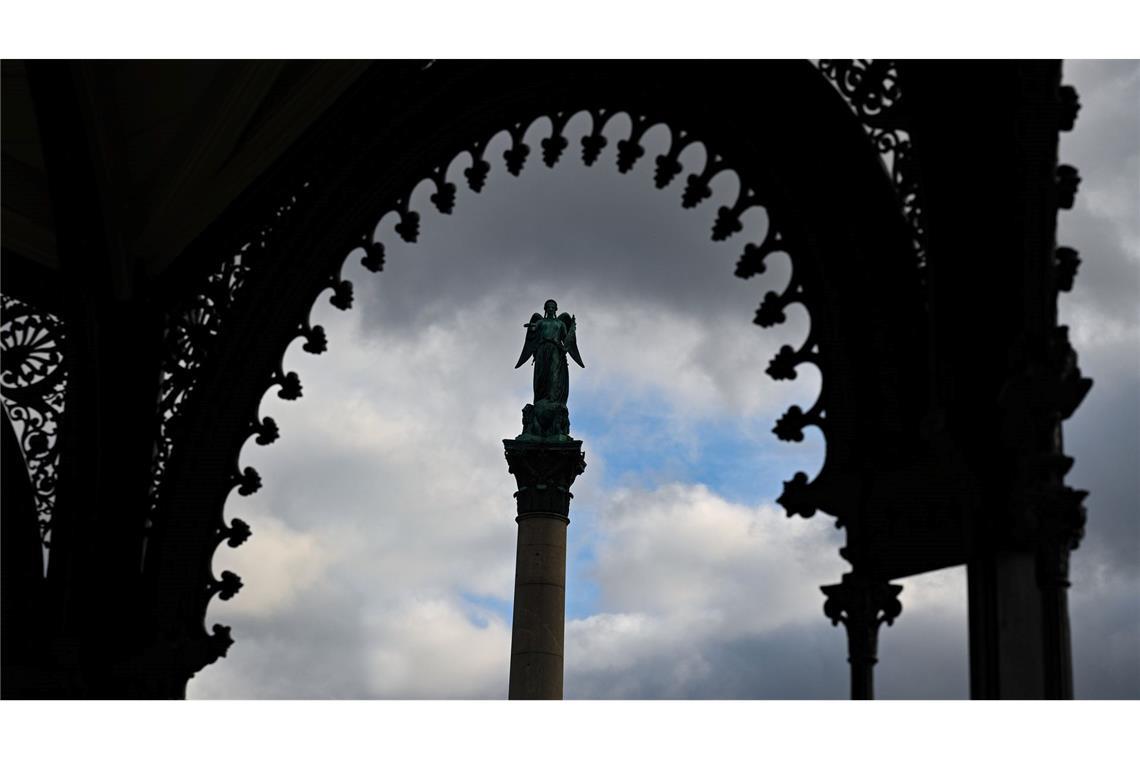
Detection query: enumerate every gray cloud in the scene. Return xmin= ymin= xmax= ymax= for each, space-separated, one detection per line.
xmin=1054 ymin=60 xmax=1140 ymax=699
xmin=353 ymin=113 xmax=777 ymax=338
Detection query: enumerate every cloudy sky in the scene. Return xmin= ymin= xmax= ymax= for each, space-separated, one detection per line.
xmin=187 ymin=61 xmax=1138 ymax=700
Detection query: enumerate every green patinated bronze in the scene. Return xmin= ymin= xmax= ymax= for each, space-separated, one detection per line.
xmin=513 ymin=299 xmax=584 ymax=442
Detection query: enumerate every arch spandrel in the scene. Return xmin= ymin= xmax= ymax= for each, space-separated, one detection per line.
xmin=141 ymin=61 xmax=934 ymax=680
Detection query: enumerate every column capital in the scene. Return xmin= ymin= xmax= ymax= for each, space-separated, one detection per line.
xmin=822 ymin=573 xmax=903 ymax=640
xmin=822 ymin=572 xmax=902 ymax=698
xmin=503 ymin=439 xmax=586 ymax=518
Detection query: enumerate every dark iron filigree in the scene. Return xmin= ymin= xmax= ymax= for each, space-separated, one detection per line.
xmin=221 ymin=517 xmax=252 ymax=548
xmin=541 ymin=120 xmax=569 ymax=167
xmin=776 ymin=471 xmax=817 ymax=519
xmin=817 ymin=59 xmax=928 ymax=272
xmin=1054 ymin=247 xmax=1081 ymax=293
xmin=234 ymin=466 xmax=262 ymax=497
xmin=0 ymin=294 xmax=68 ymax=546
xmin=144 ymin=186 xmax=313 ymax=686
xmin=150 ymin=185 xmax=310 ymax=522
xmin=464 ymin=153 xmax=491 ymax=193
xmin=427 ymin=166 xmax=457 ymax=215
xmin=208 ymin=569 xmax=244 ymax=601
xmin=360 ymin=240 xmax=386 ymax=273
xmin=252 ymin=415 xmax=279 ymax=446
xmin=580 ymin=117 xmax=607 ymax=167
xmin=1058 ymin=85 xmax=1080 ymax=132
xmin=1056 ymin=164 xmax=1081 ymax=210
xmin=503 ymin=123 xmax=531 ymax=176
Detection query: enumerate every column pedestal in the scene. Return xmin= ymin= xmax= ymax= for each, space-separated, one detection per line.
xmin=503 ymin=439 xmax=585 ymax=700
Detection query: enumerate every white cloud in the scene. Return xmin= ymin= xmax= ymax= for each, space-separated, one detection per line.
xmin=557 ymin=482 xmax=851 ymax=697
xmin=364 ymin=596 xmax=511 ymax=699
xmin=588 ymin=483 xmax=842 ymax=629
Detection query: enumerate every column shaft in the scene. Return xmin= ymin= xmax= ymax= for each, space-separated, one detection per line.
xmin=508 ymin=513 xmax=568 ymax=700
xmin=967 ymin=548 xmax=1074 ymax=699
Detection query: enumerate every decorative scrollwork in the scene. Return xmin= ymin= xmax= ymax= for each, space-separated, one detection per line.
xmin=541 ymin=114 xmax=572 ymax=168
xmin=681 ymin=170 xmax=714 ymax=209
xmin=252 ymin=416 xmax=279 ymax=446
xmin=328 ymin=278 xmax=354 ymax=311
xmin=221 ymin=517 xmax=252 ymax=548
xmin=1 ymin=294 xmax=68 ymax=547
xmin=361 ymin=240 xmax=386 ymax=273
xmin=464 ymin=148 xmax=491 ymax=193
xmin=300 ymin=322 xmax=328 ymax=355
xmin=734 ymin=225 xmax=788 ymax=280
xmin=150 ymin=183 xmax=310 ymax=523
xmin=615 ymin=115 xmax=651 ymax=174
xmin=1056 ymin=164 xmax=1081 ymax=210
xmin=1058 ymin=85 xmax=1080 ymax=132
xmin=766 ymin=341 xmax=818 ymax=382
xmin=1054 ymin=247 xmax=1081 ymax=293
xmin=208 ymin=569 xmax=244 ymax=601
xmin=234 ymin=466 xmax=262 ymax=497
xmin=393 ymin=207 xmax=421 ymax=243
xmin=776 ymin=472 xmax=816 ymax=519
xmin=817 ymin=60 xmax=927 ymax=273
xmin=503 ymin=124 xmax=531 ymax=176
xmin=773 ymin=402 xmax=824 ymax=443
xmin=206 ymin=623 xmax=235 ymax=661
xmin=427 ymin=166 xmax=457 ymax=215
xmin=580 ymin=115 xmax=608 ymax=167
xmin=274 ymin=369 xmax=303 ymax=401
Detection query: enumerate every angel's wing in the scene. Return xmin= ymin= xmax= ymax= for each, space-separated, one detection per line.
xmin=514 ymin=313 xmax=543 ymax=368
xmin=559 ymin=312 xmax=585 ymax=368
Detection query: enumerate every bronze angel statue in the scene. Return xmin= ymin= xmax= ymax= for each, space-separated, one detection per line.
xmin=513 ymin=299 xmax=584 ymax=440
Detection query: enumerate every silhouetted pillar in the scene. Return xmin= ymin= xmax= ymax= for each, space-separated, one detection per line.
xmin=1037 ymin=546 xmax=1076 ymax=698
xmin=822 ymin=573 xmax=903 ymax=700
xmin=967 ymin=552 xmax=1043 ymax=698
xmin=967 ymin=454 xmax=1086 ymax=699
xmin=968 ymin=543 xmax=1079 ymax=699
xmin=503 ymin=439 xmax=585 ymax=700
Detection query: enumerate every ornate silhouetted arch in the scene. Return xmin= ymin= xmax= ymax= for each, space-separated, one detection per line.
xmin=140 ymin=61 xmax=928 ymax=686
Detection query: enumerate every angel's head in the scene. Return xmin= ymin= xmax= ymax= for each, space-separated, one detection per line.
xmin=544 ymin=299 xmax=558 ymax=317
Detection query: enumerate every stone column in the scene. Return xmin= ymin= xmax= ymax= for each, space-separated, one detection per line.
xmin=822 ymin=572 xmax=903 ymax=700
xmin=503 ymin=438 xmax=585 ymax=700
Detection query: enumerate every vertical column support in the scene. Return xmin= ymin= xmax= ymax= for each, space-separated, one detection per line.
xmin=1036 ymin=544 xmax=1076 ymax=699
xmin=503 ymin=439 xmax=585 ymax=700
xmin=822 ymin=572 xmax=903 ymax=700
xmin=967 ymin=483 xmax=1086 ymax=699
xmin=25 ymin=62 xmax=165 ymax=695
